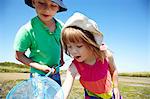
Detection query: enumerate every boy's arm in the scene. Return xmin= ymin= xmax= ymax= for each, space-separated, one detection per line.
xmin=62 ymin=63 xmax=77 ymax=99
xmin=15 ymin=51 xmax=52 ymax=73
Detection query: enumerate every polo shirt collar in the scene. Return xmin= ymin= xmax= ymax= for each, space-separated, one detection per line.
xmin=34 ymin=16 xmax=58 ymax=34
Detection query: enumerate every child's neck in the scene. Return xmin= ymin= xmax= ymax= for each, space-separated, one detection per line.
xmin=47 ymin=19 xmax=55 ymax=27
xmin=38 ymin=16 xmax=54 ymax=27
xmin=43 ymin=18 xmax=56 ymax=32
xmin=84 ymin=56 xmax=96 ymax=65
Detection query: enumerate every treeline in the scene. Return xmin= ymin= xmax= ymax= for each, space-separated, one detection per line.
xmin=0 ymin=62 xmax=29 ymax=73
xmin=119 ymin=72 xmax=150 ymax=77
xmin=0 ymin=62 xmax=150 ymax=77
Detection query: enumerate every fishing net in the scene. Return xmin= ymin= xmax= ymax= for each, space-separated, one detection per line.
xmin=6 ymin=73 xmax=64 ymax=99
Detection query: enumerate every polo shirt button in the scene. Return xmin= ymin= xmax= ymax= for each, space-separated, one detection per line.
xmin=37 ymin=50 xmax=40 ymax=53
xmin=49 ymin=32 xmax=53 ymax=34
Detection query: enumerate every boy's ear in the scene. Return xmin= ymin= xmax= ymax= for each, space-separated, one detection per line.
xmin=32 ymin=0 xmax=36 ymax=8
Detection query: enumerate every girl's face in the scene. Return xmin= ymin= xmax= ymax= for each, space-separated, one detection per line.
xmin=67 ymin=42 xmax=96 ymax=64
xmin=32 ymin=0 xmax=59 ymax=23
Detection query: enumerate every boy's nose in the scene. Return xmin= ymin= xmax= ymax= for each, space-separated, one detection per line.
xmin=45 ymin=7 xmax=51 ymax=13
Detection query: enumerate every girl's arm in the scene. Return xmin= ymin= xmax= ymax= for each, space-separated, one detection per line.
xmin=108 ymin=54 xmax=120 ymax=99
xmin=62 ymin=63 xmax=78 ymax=99
xmin=108 ymin=55 xmax=118 ymax=88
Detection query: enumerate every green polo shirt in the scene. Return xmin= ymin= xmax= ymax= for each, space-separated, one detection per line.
xmin=14 ymin=16 xmax=63 ymax=75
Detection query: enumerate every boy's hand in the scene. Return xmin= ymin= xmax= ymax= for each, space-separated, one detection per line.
xmin=42 ymin=65 xmax=55 ymax=74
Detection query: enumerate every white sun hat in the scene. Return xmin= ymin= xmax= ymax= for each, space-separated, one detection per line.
xmin=63 ymin=12 xmax=103 ymax=47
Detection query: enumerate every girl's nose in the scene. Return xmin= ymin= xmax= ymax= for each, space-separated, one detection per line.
xmin=71 ymin=48 xmax=78 ymax=55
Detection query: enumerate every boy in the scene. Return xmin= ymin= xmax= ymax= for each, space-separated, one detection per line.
xmin=14 ymin=0 xmax=67 ymax=85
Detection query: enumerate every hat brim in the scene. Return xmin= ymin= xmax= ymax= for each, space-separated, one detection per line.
xmin=24 ymin=0 xmax=67 ymax=12
xmin=63 ymin=12 xmax=103 ymax=46
xmin=51 ymin=0 xmax=67 ymax=12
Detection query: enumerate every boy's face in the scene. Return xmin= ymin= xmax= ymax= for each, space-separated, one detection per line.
xmin=32 ymin=0 xmax=59 ymax=22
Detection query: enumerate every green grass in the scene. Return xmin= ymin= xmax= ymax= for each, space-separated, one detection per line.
xmin=120 ymin=82 xmax=150 ymax=99
xmin=69 ymin=77 xmax=150 ymax=99
xmin=1 ymin=78 xmax=150 ymax=99
xmin=119 ymin=72 xmax=150 ymax=77
xmin=0 ymin=80 xmax=23 ymax=99
xmin=0 ymin=62 xmax=150 ymax=99
xmin=68 ymin=80 xmax=84 ymax=99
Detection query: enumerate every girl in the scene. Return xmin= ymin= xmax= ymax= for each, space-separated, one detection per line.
xmin=61 ymin=12 xmax=121 ymax=99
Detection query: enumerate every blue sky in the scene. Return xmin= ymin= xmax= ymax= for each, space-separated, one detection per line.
xmin=0 ymin=0 xmax=149 ymax=72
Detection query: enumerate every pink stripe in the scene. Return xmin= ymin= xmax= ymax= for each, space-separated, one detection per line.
xmin=73 ymin=59 xmax=109 ymax=81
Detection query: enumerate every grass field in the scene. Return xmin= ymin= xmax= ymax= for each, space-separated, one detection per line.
xmin=0 ymin=76 xmax=150 ymax=99
xmin=0 ymin=62 xmax=150 ymax=99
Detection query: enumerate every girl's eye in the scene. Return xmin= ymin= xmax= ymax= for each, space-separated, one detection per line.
xmin=77 ymin=45 xmax=83 ymax=48
xmin=67 ymin=45 xmax=71 ymax=48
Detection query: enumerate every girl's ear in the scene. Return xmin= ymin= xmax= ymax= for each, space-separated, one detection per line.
xmin=32 ymin=0 xmax=36 ymax=8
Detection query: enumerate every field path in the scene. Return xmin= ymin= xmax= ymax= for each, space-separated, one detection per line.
xmin=0 ymin=73 xmax=30 ymax=81
xmin=120 ymin=76 xmax=150 ymax=83
xmin=0 ymin=73 xmax=150 ymax=85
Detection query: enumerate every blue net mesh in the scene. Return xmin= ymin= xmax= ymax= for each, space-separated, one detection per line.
xmin=6 ymin=75 xmax=64 ymax=99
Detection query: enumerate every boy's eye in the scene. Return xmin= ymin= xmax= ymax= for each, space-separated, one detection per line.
xmin=51 ymin=3 xmax=58 ymax=7
xmin=38 ymin=2 xmax=47 ymax=6
xmin=38 ymin=2 xmax=44 ymax=4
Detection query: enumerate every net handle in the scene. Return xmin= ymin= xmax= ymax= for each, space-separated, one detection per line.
xmin=45 ymin=64 xmax=61 ymax=77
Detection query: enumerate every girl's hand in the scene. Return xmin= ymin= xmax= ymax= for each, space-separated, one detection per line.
xmin=113 ymin=87 xmax=120 ymax=99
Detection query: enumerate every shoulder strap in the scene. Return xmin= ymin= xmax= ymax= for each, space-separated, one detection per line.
xmin=55 ymin=18 xmax=65 ymax=66
xmin=60 ymin=40 xmax=64 ymax=66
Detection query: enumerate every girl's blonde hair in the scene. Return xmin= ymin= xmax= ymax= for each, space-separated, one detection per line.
xmin=61 ymin=26 xmax=107 ymax=62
